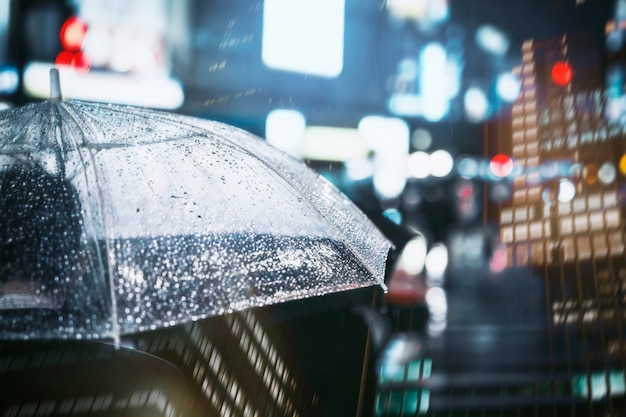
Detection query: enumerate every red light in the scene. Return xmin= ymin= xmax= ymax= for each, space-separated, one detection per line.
xmin=56 ymin=51 xmax=91 ymax=73
xmin=490 ymin=154 xmax=513 ymax=178
xmin=60 ymin=16 xmax=88 ymax=52
xmin=551 ymin=61 xmax=573 ymax=87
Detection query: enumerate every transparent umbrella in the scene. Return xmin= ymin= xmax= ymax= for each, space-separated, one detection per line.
xmin=0 ymin=70 xmax=391 ymax=344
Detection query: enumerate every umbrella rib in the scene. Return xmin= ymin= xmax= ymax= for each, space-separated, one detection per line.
xmin=57 ymin=102 xmax=122 ymax=345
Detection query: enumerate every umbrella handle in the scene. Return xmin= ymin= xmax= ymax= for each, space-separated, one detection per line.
xmin=50 ymin=68 xmax=62 ymax=100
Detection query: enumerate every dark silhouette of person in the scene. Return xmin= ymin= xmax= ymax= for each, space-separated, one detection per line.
xmin=0 ymin=163 xmax=104 ymax=337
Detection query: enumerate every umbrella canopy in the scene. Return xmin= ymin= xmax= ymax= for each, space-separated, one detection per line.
xmin=0 ymin=70 xmax=391 ymax=344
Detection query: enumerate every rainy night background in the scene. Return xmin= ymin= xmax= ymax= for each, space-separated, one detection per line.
xmin=2 ymin=0 xmax=626 ymax=416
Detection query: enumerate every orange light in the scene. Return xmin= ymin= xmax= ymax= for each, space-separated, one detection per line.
xmin=583 ymin=163 xmax=598 ymax=184
xmin=489 ymin=154 xmax=513 ymax=177
xmin=619 ymin=154 xmax=626 ymax=176
xmin=60 ymin=16 xmax=88 ymax=52
xmin=551 ymin=61 xmax=573 ymax=87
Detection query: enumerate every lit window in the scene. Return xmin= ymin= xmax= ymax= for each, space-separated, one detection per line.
xmin=572 ymin=197 xmax=586 ymax=213
xmin=500 ymin=209 xmax=513 ymax=224
xmin=589 ymin=212 xmax=604 ymax=230
xmin=606 ymin=208 xmax=620 ymax=228
xmin=529 ymin=221 xmax=543 ymax=240
xmin=513 ymin=189 xmax=527 ymax=203
xmin=560 ymin=216 xmax=573 ymax=236
xmin=558 ymin=202 xmax=572 ymax=215
xmin=604 ymin=191 xmax=617 ymax=208
xmin=515 ymin=224 xmax=528 ymax=241
xmin=574 ymin=214 xmax=589 ymax=233
xmin=501 ymin=226 xmax=513 ymax=243
xmin=588 ymin=193 xmax=601 ymax=210
xmin=514 ymin=207 xmax=528 ymax=222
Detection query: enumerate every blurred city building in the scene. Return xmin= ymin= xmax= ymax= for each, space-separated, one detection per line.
xmin=489 ymin=27 xmax=626 ymax=414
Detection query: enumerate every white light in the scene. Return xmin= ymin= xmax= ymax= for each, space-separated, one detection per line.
xmin=400 ymin=235 xmax=428 ymax=275
xmin=386 ymin=0 xmax=429 ymax=20
xmin=425 ymin=243 xmax=448 ymax=279
xmin=360 ymin=115 xmax=409 ymax=199
xmin=109 ymin=27 xmax=136 ymax=73
xmin=300 ymin=126 xmax=368 ymax=161
xmin=83 ymin=24 xmax=111 ymax=68
xmin=373 ymin=170 xmax=406 ymax=200
xmin=345 ymin=158 xmax=375 ymax=181
xmin=387 ymin=93 xmax=422 ymax=117
xmin=429 ymin=150 xmax=453 ymax=177
xmin=475 ymin=25 xmax=509 ymax=55
xmin=262 ymin=0 xmax=345 ymax=78
xmin=23 ymin=62 xmax=184 ymax=109
xmin=265 ymin=109 xmax=306 ymax=156
xmin=408 ymin=151 xmax=431 ymax=179
xmin=496 ymin=72 xmax=521 ymax=102
xmin=599 ymin=162 xmax=617 ymax=184
xmin=420 ymin=43 xmax=449 ymax=122
xmin=358 ymin=115 xmax=409 ymax=154
xmin=358 ymin=115 xmax=390 ymax=150
xmin=557 ymin=179 xmax=576 ymax=202
xmin=425 ymin=286 xmax=447 ymax=316
xmin=464 ymin=87 xmax=489 ymax=122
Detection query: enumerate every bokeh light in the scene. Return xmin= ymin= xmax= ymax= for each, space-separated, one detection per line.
xmin=425 ymin=243 xmax=448 ymax=280
xmin=411 ymin=128 xmax=433 ymax=150
xmin=496 ymin=72 xmax=521 ymax=102
xmin=599 ymin=162 xmax=617 ymax=184
xmin=408 ymin=151 xmax=431 ymax=179
xmin=265 ymin=109 xmax=306 ymax=156
xmin=0 ymin=66 xmax=19 ymax=94
xmin=457 ymin=156 xmax=479 ymax=179
xmin=400 ymin=234 xmax=429 ymax=275
xmin=583 ymin=163 xmax=599 ymax=184
xmin=489 ymin=154 xmax=513 ymax=178
xmin=557 ymin=179 xmax=576 ymax=202
xmin=429 ymin=150 xmax=454 ymax=177
xmin=551 ymin=61 xmax=573 ymax=86
xmin=420 ymin=43 xmax=450 ymax=122
xmin=60 ymin=16 xmax=88 ymax=52
xmin=383 ymin=208 xmax=403 ymax=225
xmin=620 ymin=154 xmax=626 ymax=176
xmin=55 ymin=51 xmax=91 ymax=73
xmin=464 ymin=87 xmax=489 ymax=122
xmin=475 ymin=25 xmax=509 ymax=55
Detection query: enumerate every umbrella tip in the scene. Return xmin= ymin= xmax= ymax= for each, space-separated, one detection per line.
xmin=50 ymin=68 xmax=62 ymax=100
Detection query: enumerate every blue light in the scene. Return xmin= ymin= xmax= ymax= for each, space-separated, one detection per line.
xmin=0 ymin=66 xmax=18 ymax=94
xmin=475 ymin=25 xmax=509 ymax=55
xmin=496 ymin=72 xmax=521 ymax=102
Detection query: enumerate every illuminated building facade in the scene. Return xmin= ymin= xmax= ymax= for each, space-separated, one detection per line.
xmin=0 ymin=310 xmax=321 ymax=417
xmin=127 ymin=310 xmax=319 ymax=417
xmin=492 ymin=32 xmax=626 ymax=409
